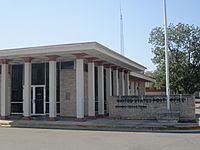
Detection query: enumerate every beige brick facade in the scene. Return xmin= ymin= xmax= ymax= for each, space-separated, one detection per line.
xmin=60 ymin=69 xmax=76 ymax=117
xmin=60 ymin=69 xmax=88 ymax=117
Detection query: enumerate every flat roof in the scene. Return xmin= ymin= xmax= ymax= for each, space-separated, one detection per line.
xmin=0 ymin=42 xmax=147 ymax=72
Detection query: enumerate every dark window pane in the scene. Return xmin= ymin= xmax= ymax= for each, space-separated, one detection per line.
xmin=35 ymin=87 xmax=44 ymax=114
xmin=104 ymin=69 xmax=107 ymax=113
xmin=11 ymin=103 xmax=23 ymax=113
xmin=95 ymin=67 xmax=98 ymax=112
xmin=61 ymin=61 xmax=74 ymax=69
xmin=46 ymin=63 xmax=49 ymax=86
xmin=111 ymin=71 xmax=113 ymax=96
xmin=46 ymin=103 xmax=49 ymax=113
xmin=46 ymin=63 xmax=49 ymax=102
xmin=11 ymin=64 xmax=23 ymax=102
xmin=32 ymin=63 xmax=45 ymax=85
xmin=84 ymin=63 xmax=88 ymax=72
xmin=46 ymin=87 xmax=49 ymax=102
xmin=56 ymin=103 xmax=60 ymax=113
xmin=56 ymin=62 xmax=60 ymax=102
xmin=95 ymin=101 xmax=98 ymax=112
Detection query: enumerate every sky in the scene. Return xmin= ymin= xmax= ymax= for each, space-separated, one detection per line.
xmin=0 ymin=0 xmax=199 ymax=71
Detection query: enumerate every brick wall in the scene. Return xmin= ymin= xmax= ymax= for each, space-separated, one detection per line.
xmin=60 ymin=69 xmax=88 ymax=117
xmin=60 ymin=69 xmax=76 ymax=117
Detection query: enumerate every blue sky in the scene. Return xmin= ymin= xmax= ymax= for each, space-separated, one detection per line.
xmin=0 ymin=0 xmax=199 ymax=71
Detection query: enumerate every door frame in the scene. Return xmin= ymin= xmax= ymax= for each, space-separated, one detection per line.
xmin=31 ymin=85 xmax=46 ymax=116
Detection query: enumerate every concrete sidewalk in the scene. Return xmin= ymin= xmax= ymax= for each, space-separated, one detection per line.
xmin=0 ymin=117 xmax=200 ymax=132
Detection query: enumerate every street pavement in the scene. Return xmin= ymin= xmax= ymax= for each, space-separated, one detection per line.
xmin=0 ymin=127 xmax=199 ymax=150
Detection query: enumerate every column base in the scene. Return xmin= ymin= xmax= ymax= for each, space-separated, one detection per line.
xmin=0 ymin=116 xmax=9 ymax=120
xmin=48 ymin=117 xmax=57 ymax=121
xmin=23 ymin=116 xmax=32 ymax=120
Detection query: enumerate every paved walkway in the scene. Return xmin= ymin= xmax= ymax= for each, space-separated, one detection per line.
xmin=0 ymin=116 xmax=199 ymax=132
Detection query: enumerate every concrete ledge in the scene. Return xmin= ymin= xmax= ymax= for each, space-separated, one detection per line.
xmin=74 ymin=118 xmax=87 ymax=122
xmin=0 ymin=118 xmax=199 ymax=132
xmin=48 ymin=117 xmax=58 ymax=121
xmin=157 ymin=111 xmax=180 ymax=123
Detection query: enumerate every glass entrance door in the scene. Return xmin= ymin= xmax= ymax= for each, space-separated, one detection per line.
xmin=31 ymin=85 xmax=46 ymax=115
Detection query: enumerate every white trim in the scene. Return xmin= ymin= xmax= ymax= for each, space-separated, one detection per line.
xmin=11 ymin=113 xmax=23 ymax=115
xmin=130 ymin=72 xmax=155 ymax=82
xmin=11 ymin=102 xmax=23 ymax=104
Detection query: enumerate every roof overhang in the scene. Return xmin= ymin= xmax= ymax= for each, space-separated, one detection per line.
xmin=130 ymin=71 xmax=155 ymax=82
xmin=0 ymin=42 xmax=146 ymax=72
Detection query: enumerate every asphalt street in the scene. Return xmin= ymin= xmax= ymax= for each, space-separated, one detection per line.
xmin=0 ymin=127 xmax=199 ymax=150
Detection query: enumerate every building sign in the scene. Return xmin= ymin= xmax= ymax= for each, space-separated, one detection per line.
xmin=115 ymin=96 xmax=185 ymax=109
xmin=108 ymin=95 xmax=195 ymax=121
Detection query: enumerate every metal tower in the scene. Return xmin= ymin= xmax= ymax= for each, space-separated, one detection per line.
xmin=120 ymin=0 xmax=125 ymax=56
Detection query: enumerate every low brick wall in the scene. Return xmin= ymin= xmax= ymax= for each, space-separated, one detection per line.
xmin=108 ymin=95 xmax=195 ymax=121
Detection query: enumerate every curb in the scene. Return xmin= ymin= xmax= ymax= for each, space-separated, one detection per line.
xmin=0 ymin=120 xmax=200 ymax=133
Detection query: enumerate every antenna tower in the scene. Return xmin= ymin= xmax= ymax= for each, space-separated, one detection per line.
xmin=120 ymin=0 xmax=125 ymax=56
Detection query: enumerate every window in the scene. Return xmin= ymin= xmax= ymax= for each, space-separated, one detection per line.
xmin=32 ymin=63 xmax=45 ymax=85
xmin=61 ymin=61 xmax=74 ymax=69
xmin=84 ymin=63 xmax=88 ymax=72
xmin=11 ymin=65 xmax=23 ymax=102
xmin=11 ymin=64 xmax=23 ymax=113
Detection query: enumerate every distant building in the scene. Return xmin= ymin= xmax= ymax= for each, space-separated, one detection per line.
xmin=0 ymin=42 xmax=154 ymax=119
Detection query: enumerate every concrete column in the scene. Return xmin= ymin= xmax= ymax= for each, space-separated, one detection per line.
xmin=97 ymin=65 xmax=104 ymax=115
xmin=87 ymin=62 xmax=95 ymax=117
xmin=105 ymin=65 xmax=112 ymax=114
xmin=105 ymin=65 xmax=112 ymax=98
xmin=0 ymin=59 xmax=9 ymax=119
xmin=76 ymin=59 xmax=84 ymax=118
xmin=112 ymin=67 xmax=119 ymax=96
xmin=124 ymin=71 xmax=130 ymax=95
xmin=22 ymin=57 xmax=32 ymax=119
xmin=119 ymin=70 xmax=125 ymax=96
xmin=47 ymin=55 xmax=58 ymax=119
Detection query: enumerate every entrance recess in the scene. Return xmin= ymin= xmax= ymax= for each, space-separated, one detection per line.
xmin=31 ymin=85 xmax=46 ymax=115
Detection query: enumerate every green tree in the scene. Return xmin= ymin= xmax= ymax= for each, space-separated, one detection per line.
xmin=149 ymin=23 xmax=200 ymax=94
